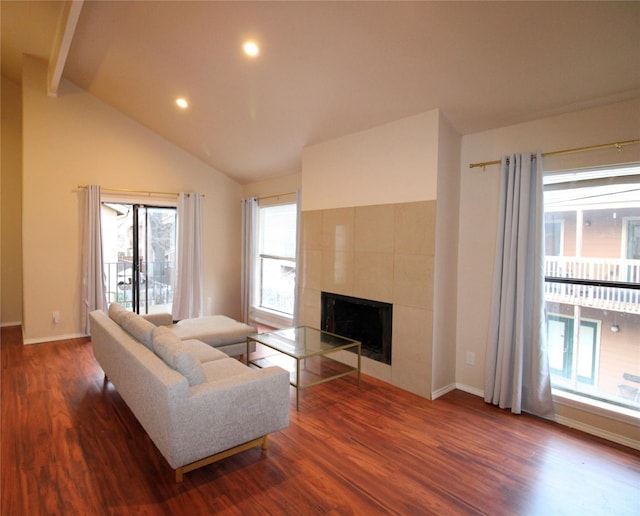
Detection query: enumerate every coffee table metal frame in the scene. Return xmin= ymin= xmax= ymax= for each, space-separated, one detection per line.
xmin=246 ymin=326 xmax=361 ymax=410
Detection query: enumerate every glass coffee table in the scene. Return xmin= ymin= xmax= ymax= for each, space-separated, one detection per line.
xmin=246 ymin=326 xmax=361 ymax=410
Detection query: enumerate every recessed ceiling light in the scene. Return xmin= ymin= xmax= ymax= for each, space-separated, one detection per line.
xmin=243 ymin=41 xmax=259 ymax=57
xmin=176 ymin=97 xmax=189 ymax=109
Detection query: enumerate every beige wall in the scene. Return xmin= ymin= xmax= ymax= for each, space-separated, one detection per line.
xmin=1 ymin=76 xmax=24 ymax=326
xmin=242 ymin=172 xmax=301 ymax=200
xmin=21 ymin=56 xmax=243 ymax=343
xmin=432 ymin=111 xmax=461 ymax=395
xmin=458 ymin=97 xmax=640 ymax=446
xmin=302 ymin=110 xmax=440 ymax=211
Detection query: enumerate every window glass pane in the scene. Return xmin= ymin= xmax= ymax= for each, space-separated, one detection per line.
xmin=101 ymin=203 xmax=176 ymax=315
xmin=544 ymin=164 xmax=640 ymax=411
xmin=259 ymin=204 xmax=297 ymax=258
xmin=253 ymin=201 xmax=297 ymax=320
xmin=576 ymin=321 xmax=596 ymax=384
xmin=259 ymin=258 xmax=296 ymax=314
xmin=544 ymin=220 xmax=563 ymax=256
xmin=547 ymin=316 xmax=568 ymax=374
xmin=141 ymin=207 xmax=176 ymax=314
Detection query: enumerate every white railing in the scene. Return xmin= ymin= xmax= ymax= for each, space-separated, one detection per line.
xmin=104 ymin=261 xmax=174 ymax=310
xmin=545 ymin=257 xmax=640 ymax=314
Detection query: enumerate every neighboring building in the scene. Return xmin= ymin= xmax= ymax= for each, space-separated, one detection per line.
xmin=544 ymin=166 xmax=640 ymax=408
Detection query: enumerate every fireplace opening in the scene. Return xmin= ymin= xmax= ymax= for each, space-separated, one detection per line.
xmin=321 ymin=292 xmax=392 ymax=365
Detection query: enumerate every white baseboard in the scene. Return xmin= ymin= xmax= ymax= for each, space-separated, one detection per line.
xmin=553 ymin=414 xmax=640 ymax=451
xmin=23 ymin=333 xmax=88 ymax=345
xmin=455 ymin=383 xmax=484 ymax=398
xmin=1 ymin=321 xmax=22 ymax=328
xmin=431 ymin=382 xmax=456 ymax=400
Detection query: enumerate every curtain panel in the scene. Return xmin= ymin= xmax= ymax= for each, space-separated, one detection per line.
xmin=485 ymin=152 xmax=553 ymax=417
xmin=81 ymin=185 xmax=108 ymax=334
xmin=172 ymin=193 xmax=203 ymax=320
xmin=292 ymin=189 xmax=302 ymax=326
xmin=241 ymin=197 xmax=258 ymax=323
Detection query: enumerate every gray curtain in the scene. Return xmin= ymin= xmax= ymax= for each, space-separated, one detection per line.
xmin=292 ymin=189 xmax=302 ymax=326
xmin=172 ymin=193 xmax=203 ymax=320
xmin=485 ymin=152 xmax=553 ymax=417
xmin=81 ymin=185 xmax=108 ymax=334
xmin=241 ymin=197 xmax=258 ymax=323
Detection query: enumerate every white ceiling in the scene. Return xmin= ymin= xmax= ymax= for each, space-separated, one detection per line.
xmin=2 ymin=1 xmax=640 ymax=184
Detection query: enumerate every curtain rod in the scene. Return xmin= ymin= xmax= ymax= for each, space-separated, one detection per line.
xmin=77 ymin=185 xmax=203 ymax=197
xmin=256 ymin=191 xmax=297 ymax=201
xmin=469 ymin=138 xmax=640 ymax=171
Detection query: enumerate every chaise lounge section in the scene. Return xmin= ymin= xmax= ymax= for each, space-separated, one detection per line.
xmin=89 ymin=307 xmax=290 ymax=481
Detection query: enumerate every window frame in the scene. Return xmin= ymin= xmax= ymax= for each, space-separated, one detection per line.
xmin=250 ymin=198 xmax=298 ymax=328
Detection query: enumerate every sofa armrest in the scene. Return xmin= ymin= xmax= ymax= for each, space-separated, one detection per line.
xmin=141 ymin=312 xmax=174 ymax=326
xmin=166 ymin=366 xmax=290 ymax=468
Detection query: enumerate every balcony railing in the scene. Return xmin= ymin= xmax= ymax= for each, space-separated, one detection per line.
xmin=104 ymin=261 xmax=174 ymax=311
xmin=545 ymin=257 xmax=640 ymax=314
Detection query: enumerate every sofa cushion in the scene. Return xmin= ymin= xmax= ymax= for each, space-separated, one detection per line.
xmin=169 ymin=315 xmax=257 ymax=347
xmin=119 ymin=311 xmax=156 ymax=350
xmin=108 ymin=302 xmax=129 ymax=325
xmin=152 ymin=327 xmax=206 ymax=386
xmin=201 ymin=356 xmax=254 ymax=381
xmin=141 ymin=312 xmax=173 ymax=326
xmin=181 ymin=339 xmax=228 ymax=363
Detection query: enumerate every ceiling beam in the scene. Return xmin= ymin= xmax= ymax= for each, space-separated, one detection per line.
xmin=47 ymin=0 xmax=84 ymax=97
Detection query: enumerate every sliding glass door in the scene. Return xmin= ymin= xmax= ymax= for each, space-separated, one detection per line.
xmin=101 ymin=203 xmax=177 ymax=314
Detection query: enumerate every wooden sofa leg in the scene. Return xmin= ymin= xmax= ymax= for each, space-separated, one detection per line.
xmin=173 ymin=435 xmax=269 ymax=482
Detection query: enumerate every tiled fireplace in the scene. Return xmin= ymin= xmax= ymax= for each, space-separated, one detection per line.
xmin=297 ymin=200 xmax=436 ymax=397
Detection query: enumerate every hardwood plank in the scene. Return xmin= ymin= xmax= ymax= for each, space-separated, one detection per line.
xmin=2 ymin=325 xmax=638 ymax=515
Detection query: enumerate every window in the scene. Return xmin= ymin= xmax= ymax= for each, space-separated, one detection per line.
xmin=624 ymin=217 xmax=640 ymax=260
xmin=547 ymin=314 xmax=599 ymax=385
xmin=101 ymin=203 xmax=177 ymax=315
xmin=544 ymin=220 xmax=564 ymax=256
xmin=544 ymin=164 xmax=640 ymax=411
xmin=253 ymin=201 xmax=297 ymax=325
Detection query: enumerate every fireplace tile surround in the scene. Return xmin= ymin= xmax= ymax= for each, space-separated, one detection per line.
xmin=297 ymin=200 xmax=436 ymax=397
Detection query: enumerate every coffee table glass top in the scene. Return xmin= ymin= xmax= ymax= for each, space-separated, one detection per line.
xmin=248 ymin=326 xmax=360 ymax=358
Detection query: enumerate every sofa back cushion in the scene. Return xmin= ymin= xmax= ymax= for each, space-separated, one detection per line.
xmin=119 ymin=311 xmax=156 ymax=350
xmin=152 ymin=327 xmax=206 ymax=386
xmin=108 ymin=302 xmax=129 ymax=324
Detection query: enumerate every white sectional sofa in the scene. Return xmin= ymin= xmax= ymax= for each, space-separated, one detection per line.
xmin=89 ymin=306 xmax=290 ymax=481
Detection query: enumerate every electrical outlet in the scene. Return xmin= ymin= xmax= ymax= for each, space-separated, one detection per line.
xmin=52 ymin=311 xmax=60 ymax=324
xmin=466 ymin=351 xmax=475 ymax=366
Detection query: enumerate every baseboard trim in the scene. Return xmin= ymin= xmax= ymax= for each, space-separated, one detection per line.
xmin=553 ymin=414 xmax=640 ymax=451
xmin=1 ymin=321 xmax=22 ymax=328
xmin=431 ymin=383 xmax=456 ymax=400
xmin=454 ymin=383 xmax=484 ymax=398
xmin=23 ymin=333 xmax=88 ymax=345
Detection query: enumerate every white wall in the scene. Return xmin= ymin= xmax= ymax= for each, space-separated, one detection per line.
xmin=302 ymin=110 xmax=440 ymax=210
xmin=21 ymin=56 xmax=243 ymax=343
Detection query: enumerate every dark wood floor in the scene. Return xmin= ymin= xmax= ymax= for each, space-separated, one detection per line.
xmin=2 ymin=325 xmax=639 ymax=515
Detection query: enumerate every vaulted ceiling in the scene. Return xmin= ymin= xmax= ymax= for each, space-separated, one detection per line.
xmin=3 ymin=1 xmax=639 ymax=184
